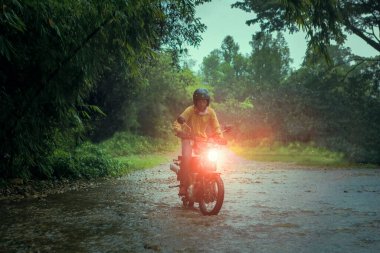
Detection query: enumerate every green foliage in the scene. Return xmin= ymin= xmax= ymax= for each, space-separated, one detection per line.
xmin=47 ymin=142 xmax=122 ymax=179
xmin=248 ymin=32 xmax=292 ymax=89
xmin=39 ymin=131 xmax=177 ymax=180
xmin=0 ymin=0 xmax=209 ymax=179
xmin=213 ymin=97 xmax=255 ymax=139
xmin=201 ymin=33 xmax=291 ymax=101
xmin=201 ymin=49 xmax=224 ymax=85
xmin=88 ymin=53 xmax=201 ymax=140
xmin=2 ymin=0 xmax=378 ymax=181
xmin=99 ymin=131 xmax=178 ymax=157
xmin=230 ymin=142 xmax=349 ymax=167
xmin=115 ymin=155 xmax=170 ymax=173
xmin=45 ymin=131 xmax=177 ymax=179
xmin=232 ymin=0 xmax=380 ymax=55
xmin=98 ymin=131 xmax=178 ymax=175
xmin=221 ymin=35 xmax=240 ymax=64
xmin=279 ymin=48 xmax=380 ymax=163
xmin=134 ymin=54 xmax=199 ymax=137
xmin=201 ymin=35 xmax=380 ymax=164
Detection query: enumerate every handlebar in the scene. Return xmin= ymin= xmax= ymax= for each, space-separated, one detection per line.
xmin=176 ymin=133 xmax=227 ymax=145
xmin=175 ymin=116 xmax=231 ymax=145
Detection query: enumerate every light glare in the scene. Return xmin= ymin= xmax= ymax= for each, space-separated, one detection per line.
xmin=208 ymin=149 xmax=218 ymax=162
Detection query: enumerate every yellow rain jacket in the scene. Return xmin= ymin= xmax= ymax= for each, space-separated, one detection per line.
xmin=173 ymin=105 xmax=223 ymax=139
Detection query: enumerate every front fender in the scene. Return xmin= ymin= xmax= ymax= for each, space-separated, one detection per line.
xmin=203 ymin=171 xmax=221 ymax=180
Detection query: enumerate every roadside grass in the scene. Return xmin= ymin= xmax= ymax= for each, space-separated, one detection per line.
xmin=1 ymin=133 xmax=179 ymax=196
xmin=98 ymin=132 xmax=178 ymax=176
xmin=229 ymin=141 xmax=355 ymax=167
xmin=45 ymin=132 xmax=179 ymax=180
xmin=113 ymin=154 xmax=172 ymax=175
xmin=98 ymin=132 xmax=177 ymax=157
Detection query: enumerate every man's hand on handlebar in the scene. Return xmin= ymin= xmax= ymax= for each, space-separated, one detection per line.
xmin=214 ymin=137 xmax=227 ymax=145
xmin=176 ymin=131 xmax=227 ymax=145
xmin=175 ymin=131 xmax=192 ymax=139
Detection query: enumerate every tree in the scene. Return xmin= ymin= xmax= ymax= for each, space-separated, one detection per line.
xmin=201 ymin=36 xmax=250 ymax=100
xmin=280 ymin=45 xmax=380 ymax=162
xmin=136 ymin=54 xmax=197 ymax=138
xmin=201 ymin=49 xmax=223 ymax=85
xmin=232 ymin=53 xmax=248 ymax=78
xmin=0 ymin=0 xmax=211 ymax=178
xmin=248 ymin=32 xmax=292 ymax=89
xmin=221 ymin=35 xmax=240 ymax=64
xmin=232 ymin=0 xmax=380 ymax=55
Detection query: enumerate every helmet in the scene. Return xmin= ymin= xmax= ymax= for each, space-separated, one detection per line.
xmin=193 ymin=88 xmax=210 ymax=106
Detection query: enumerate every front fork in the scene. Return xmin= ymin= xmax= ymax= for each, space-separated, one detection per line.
xmin=201 ymin=173 xmax=221 ymax=200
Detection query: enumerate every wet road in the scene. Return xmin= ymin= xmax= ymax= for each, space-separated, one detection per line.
xmin=1 ymin=151 xmax=380 ymax=252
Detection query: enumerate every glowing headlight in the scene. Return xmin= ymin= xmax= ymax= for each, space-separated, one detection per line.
xmin=207 ymin=149 xmax=218 ymax=162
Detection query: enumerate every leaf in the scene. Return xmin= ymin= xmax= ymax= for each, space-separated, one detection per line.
xmin=87 ymin=105 xmax=107 ymax=117
xmin=3 ymin=9 xmax=26 ymax=32
xmin=48 ymin=18 xmax=62 ymax=38
xmin=0 ymin=36 xmax=15 ymax=60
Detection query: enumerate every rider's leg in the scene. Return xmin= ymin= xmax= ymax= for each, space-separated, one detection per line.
xmin=180 ymin=139 xmax=192 ymax=194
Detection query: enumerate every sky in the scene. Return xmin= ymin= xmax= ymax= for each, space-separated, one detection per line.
xmin=186 ymin=0 xmax=379 ymax=72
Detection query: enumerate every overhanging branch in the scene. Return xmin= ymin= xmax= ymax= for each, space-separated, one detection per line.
xmin=343 ymin=19 xmax=380 ymax=53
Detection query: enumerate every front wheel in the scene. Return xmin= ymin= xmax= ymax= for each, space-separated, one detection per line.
xmin=182 ymin=197 xmax=194 ymax=208
xmin=199 ymin=175 xmax=224 ymax=215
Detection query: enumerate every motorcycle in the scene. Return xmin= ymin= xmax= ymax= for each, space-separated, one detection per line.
xmin=170 ymin=116 xmax=230 ymax=215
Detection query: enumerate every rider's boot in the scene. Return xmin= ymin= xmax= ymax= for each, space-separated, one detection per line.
xmin=170 ymin=163 xmax=179 ymax=174
xmin=179 ymin=184 xmax=187 ymax=195
xmin=187 ymin=184 xmax=194 ymax=200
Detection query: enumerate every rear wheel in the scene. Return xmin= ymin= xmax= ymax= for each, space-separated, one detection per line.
xmin=199 ymin=176 xmax=224 ymax=215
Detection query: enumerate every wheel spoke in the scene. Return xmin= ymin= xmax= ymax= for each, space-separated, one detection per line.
xmin=203 ymin=181 xmax=218 ymax=211
xmin=199 ymin=176 xmax=224 ymax=215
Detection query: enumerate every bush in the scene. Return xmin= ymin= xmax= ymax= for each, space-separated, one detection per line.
xmin=1 ymin=132 xmax=177 ymax=181
xmin=47 ymin=132 xmax=177 ymax=180
xmin=318 ymin=137 xmax=380 ymax=164
xmin=99 ymin=131 xmax=177 ymax=157
xmin=230 ymin=141 xmax=348 ymax=166
xmin=49 ymin=143 xmax=123 ymax=179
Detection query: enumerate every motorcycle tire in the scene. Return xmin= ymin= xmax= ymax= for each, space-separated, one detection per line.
xmin=182 ymin=197 xmax=194 ymax=208
xmin=199 ymin=175 xmax=224 ymax=215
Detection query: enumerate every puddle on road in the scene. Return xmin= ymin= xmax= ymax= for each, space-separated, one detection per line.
xmin=1 ymin=158 xmax=380 ymax=252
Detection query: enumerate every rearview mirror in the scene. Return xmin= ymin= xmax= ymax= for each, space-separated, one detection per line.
xmin=177 ymin=116 xmax=186 ymax=125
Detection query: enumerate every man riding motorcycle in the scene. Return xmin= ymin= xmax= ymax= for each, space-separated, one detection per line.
xmin=173 ymin=88 xmax=224 ymax=195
